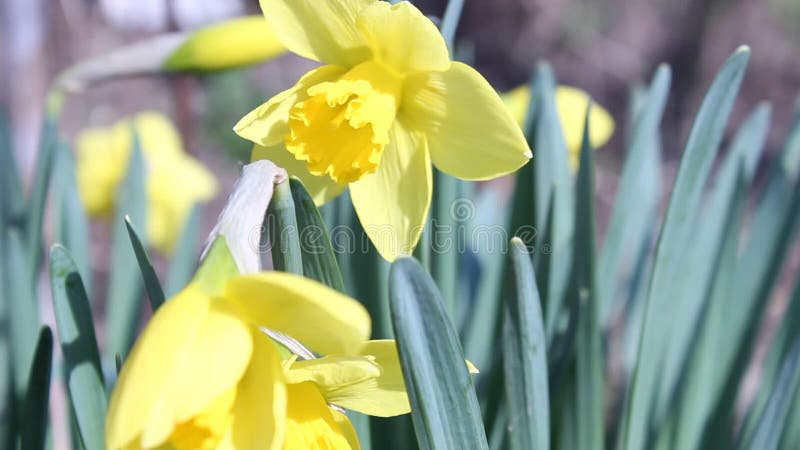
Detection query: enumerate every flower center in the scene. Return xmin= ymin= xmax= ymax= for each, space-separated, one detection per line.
xmin=168 ymin=388 xmax=236 ymax=450
xmin=286 ymin=61 xmax=403 ymax=184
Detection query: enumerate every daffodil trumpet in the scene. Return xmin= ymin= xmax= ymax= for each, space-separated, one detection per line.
xmin=236 ymin=0 xmax=533 ymax=262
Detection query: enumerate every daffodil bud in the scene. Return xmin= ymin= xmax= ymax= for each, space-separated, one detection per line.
xmin=202 ymin=160 xmax=287 ymax=274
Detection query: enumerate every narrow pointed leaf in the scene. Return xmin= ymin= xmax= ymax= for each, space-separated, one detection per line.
xmin=105 ymin=133 xmax=146 ymax=361
xmin=5 ymin=229 xmax=39 ymax=400
xmin=267 ymin=180 xmax=303 ymax=274
xmin=503 ymin=238 xmax=549 ymax=450
xmin=25 ymin=112 xmax=58 ymax=285
xmin=622 ymin=47 xmax=750 ymax=450
xmin=49 ymin=245 xmax=106 ymax=450
xmin=20 ymin=327 xmax=52 ymax=450
xmin=289 ymin=177 xmax=345 ymax=292
xmin=598 ymin=66 xmax=669 ymax=325
xmin=389 ymin=257 xmax=488 ymax=450
xmin=572 ymin=106 xmax=604 ymax=450
xmin=125 ymin=216 xmax=165 ymax=311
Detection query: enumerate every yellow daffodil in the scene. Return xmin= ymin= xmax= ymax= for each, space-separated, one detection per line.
xmin=234 ymin=0 xmax=532 ymax=262
xmin=106 ymin=251 xmax=412 ymax=450
xmin=75 ymin=112 xmax=218 ymax=253
xmin=501 ymin=85 xmax=615 ymax=171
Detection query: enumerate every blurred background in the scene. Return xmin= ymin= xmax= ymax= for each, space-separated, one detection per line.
xmin=1 ymin=0 xmax=800 ymax=443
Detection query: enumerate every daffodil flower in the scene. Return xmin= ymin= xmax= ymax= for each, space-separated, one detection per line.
xmin=234 ymin=0 xmax=532 ymax=262
xmin=75 ymin=112 xmax=218 ymax=253
xmin=501 ymin=85 xmax=615 ymax=171
xmin=106 ymin=255 xmax=412 ymax=449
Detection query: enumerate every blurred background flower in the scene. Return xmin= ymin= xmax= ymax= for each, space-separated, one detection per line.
xmin=75 ymin=111 xmax=218 ymax=254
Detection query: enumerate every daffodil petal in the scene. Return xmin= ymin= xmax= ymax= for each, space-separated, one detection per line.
xmin=554 ymin=86 xmax=615 ymax=170
xmin=500 ymin=84 xmax=532 ymax=127
xmin=283 ymin=382 xmax=354 ymax=449
xmin=286 ymin=355 xmax=382 ymax=387
xmin=235 ymin=65 xmax=347 ymax=147
xmin=349 ymin=121 xmax=431 ymax=262
xmin=251 ymin=145 xmax=346 ymax=205
xmin=224 ymin=272 xmax=371 ymax=355
xmin=259 ymin=0 xmax=372 ymax=67
xmin=106 ymin=284 xmax=252 ymax=450
xmin=355 ymin=1 xmax=450 ymax=74
xmin=331 ymin=410 xmax=361 ymax=450
xmin=220 ymin=330 xmax=287 ymax=450
xmin=401 ymin=62 xmax=532 ymax=180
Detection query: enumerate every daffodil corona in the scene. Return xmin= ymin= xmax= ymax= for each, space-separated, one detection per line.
xmin=106 ymin=244 xmax=412 ymax=450
xmin=235 ymin=0 xmax=532 ymax=261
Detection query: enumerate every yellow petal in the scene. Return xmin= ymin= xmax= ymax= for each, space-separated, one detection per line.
xmin=235 ymin=65 xmax=347 ymax=147
xmin=259 ymin=0 xmax=372 ymax=67
xmin=219 ymin=330 xmax=287 ymax=450
xmin=401 ymin=62 xmax=532 ymax=180
xmin=286 ymin=355 xmax=382 ymax=388
xmin=335 ymin=340 xmax=411 ymax=417
xmin=355 ymin=1 xmax=450 ymax=74
xmin=106 ymin=284 xmax=252 ymax=450
xmin=224 ymin=272 xmax=371 ymax=355
xmin=251 ymin=144 xmax=346 ymax=205
xmin=349 ymin=121 xmax=431 ymax=262
xmin=130 ymin=112 xmax=185 ymax=158
xmin=283 ymin=382 xmax=353 ymax=449
xmin=75 ymin=126 xmax=129 ymax=216
xmin=331 ymin=410 xmax=362 ymax=450
xmin=555 ymin=86 xmax=615 ymax=170
xmin=500 ymin=84 xmax=532 ymax=127
xmin=164 ymin=16 xmax=285 ymax=72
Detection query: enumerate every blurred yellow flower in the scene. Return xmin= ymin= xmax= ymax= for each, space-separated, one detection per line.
xmin=106 ymin=270 xmax=412 ymax=450
xmin=75 ymin=112 xmax=218 ymax=253
xmin=235 ymin=0 xmax=531 ymax=262
xmin=501 ymin=85 xmax=615 ymax=171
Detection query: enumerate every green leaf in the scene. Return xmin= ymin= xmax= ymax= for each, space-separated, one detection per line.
xmin=165 ymin=204 xmax=202 ymax=296
xmin=431 ymin=170 xmax=461 ymax=317
xmin=25 ymin=114 xmax=58 ymax=286
xmin=20 ymin=327 xmax=52 ymax=450
xmin=529 ymin=65 xmax=575 ymax=340
xmin=105 ymin=132 xmax=147 ymax=361
xmin=503 ymin=238 xmax=549 ymax=450
xmin=53 ymin=141 xmax=92 ymax=298
xmin=622 ymin=46 xmax=750 ymax=450
xmin=669 ymin=165 xmax=748 ymax=450
xmin=49 ymin=245 xmax=107 ymax=450
xmin=266 ymin=180 xmax=303 ymax=274
xmin=125 ymin=216 xmax=165 ymax=311
xmin=740 ymin=277 xmax=800 ymax=447
xmin=289 ymin=177 xmax=345 ymax=292
xmin=598 ymin=66 xmax=669 ymax=325
xmin=571 ymin=106 xmax=604 ymax=450
xmin=440 ymin=0 xmax=465 ymax=49
xmin=4 ymin=229 xmax=39 ymax=401
xmin=655 ymin=102 xmax=771 ymax=432
xmin=389 ymin=257 xmax=488 ymax=450
xmin=739 ymin=336 xmax=800 ymax=450
xmin=702 ymin=101 xmax=800 ymax=448
xmin=0 ymin=109 xmax=23 ymax=224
